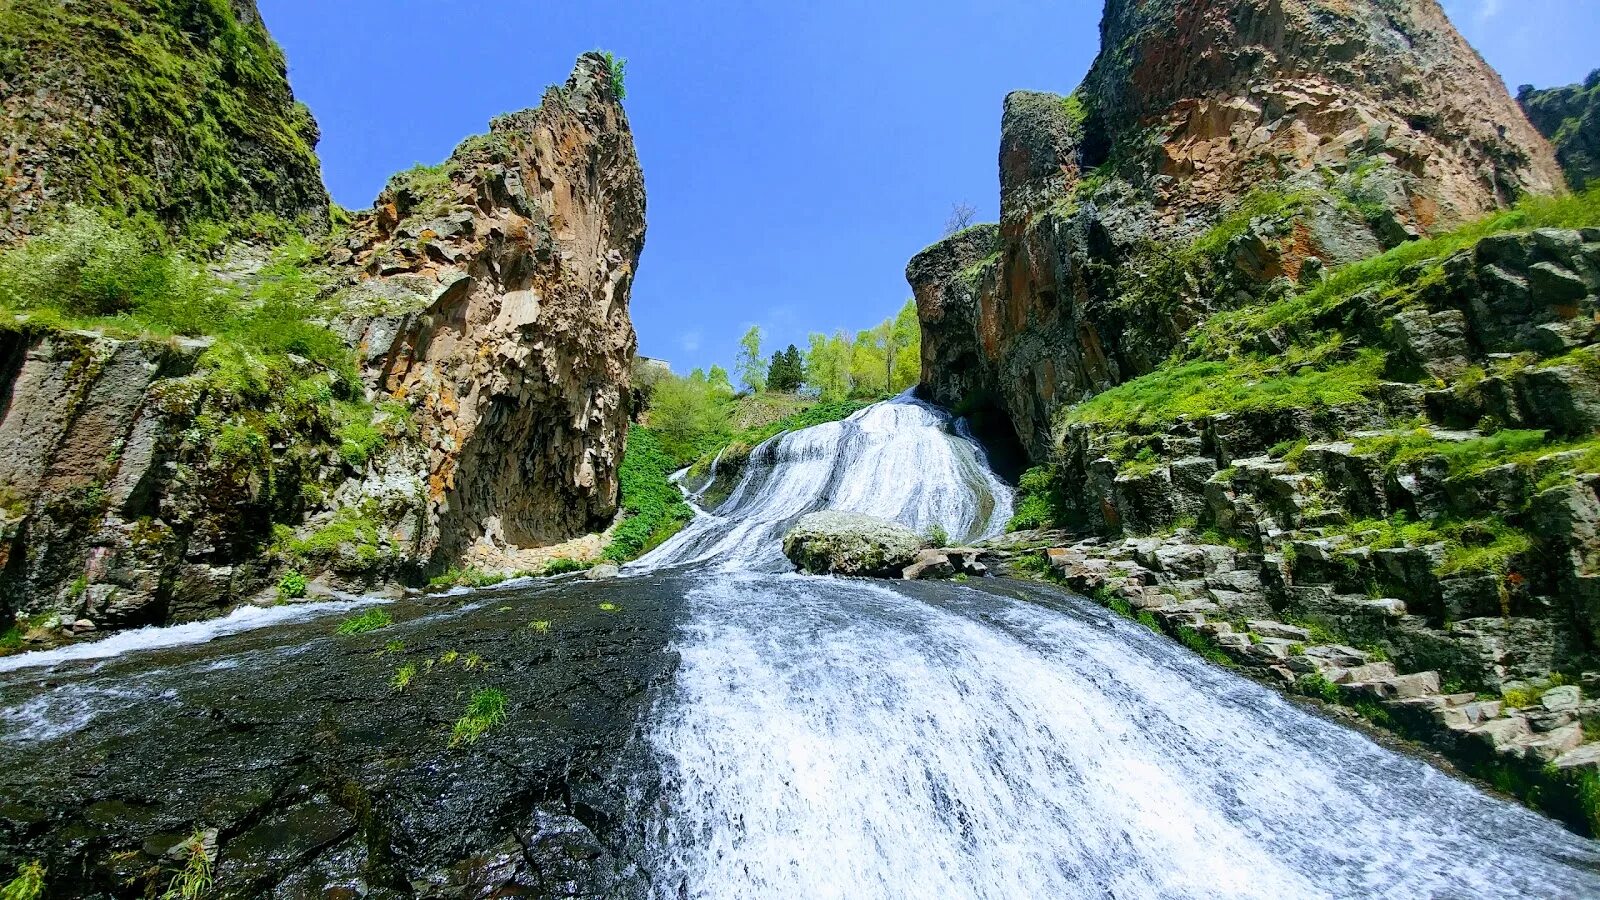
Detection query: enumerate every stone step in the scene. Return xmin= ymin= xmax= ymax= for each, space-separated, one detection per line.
xmin=1247 ymin=620 xmax=1311 ymax=641
xmin=1342 ymin=670 xmax=1439 ymax=700
xmin=1327 ymin=661 xmax=1397 ymax=684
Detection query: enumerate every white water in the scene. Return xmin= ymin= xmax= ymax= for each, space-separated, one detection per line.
xmin=0 ymin=596 xmax=386 ymax=674
xmin=628 ymin=394 xmax=1600 ymax=897
xmin=635 ymin=391 xmax=1013 ymax=572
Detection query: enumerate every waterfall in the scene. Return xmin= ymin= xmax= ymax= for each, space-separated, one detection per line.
xmin=632 ymin=390 xmax=1013 ymax=573
xmin=625 ymin=393 xmax=1600 ymax=898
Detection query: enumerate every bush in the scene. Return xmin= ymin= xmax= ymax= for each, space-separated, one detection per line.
xmin=1008 ymin=466 xmax=1067 ymax=531
xmin=276 ymin=570 xmax=307 ymax=601
xmin=539 ymin=557 xmax=592 ymax=576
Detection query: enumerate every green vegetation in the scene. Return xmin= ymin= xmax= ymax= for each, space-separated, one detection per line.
xmin=605 ymin=425 xmax=695 ymax=563
xmin=1067 ymin=345 xmax=1385 ymax=430
xmin=1327 ymin=513 xmax=1532 ymax=577
xmin=0 ymin=624 xmax=22 ymax=652
xmin=427 ymin=567 xmax=512 ymax=591
xmin=538 ymin=557 xmax=593 ymax=576
xmin=449 ymin=688 xmax=508 ymax=747
xmin=0 ymin=861 xmax=44 ymax=900
xmin=530 ymin=620 xmax=552 ymax=634
xmin=1009 ymin=465 xmax=1068 ymax=531
xmin=335 ymin=608 xmax=392 ymax=635
xmin=598 ymin=602 xmax=619 ymax=612
xmin=598 ymin=51 xmax=627 ymax=100
xmin=288 ymin=505 xmax=385 ymax=574
xmin=276 ymin=570 xmax=307 ymax=602
xmin=1294 ymin=673 xmax=1344 ymax=704
xmin=0 ymin=0 xmax=323 ymax=234
xmin=390 ymin=663 xmax=417 ymax=692
xmin=160 ymin=829 xmax=213 ymax=900
xmin=925 ymin=523 xmax=950 ymax=547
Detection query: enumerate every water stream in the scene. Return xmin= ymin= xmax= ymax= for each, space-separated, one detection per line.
xmin=3 ymin=393 xmax=1600 ymax=896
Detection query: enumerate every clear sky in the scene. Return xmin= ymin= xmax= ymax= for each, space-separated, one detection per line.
xmin=258 ymin=0 xmax=1600 ymax=376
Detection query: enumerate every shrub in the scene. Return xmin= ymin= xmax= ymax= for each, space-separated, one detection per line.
xmin=925 ymin=523 xmax=950 ymax=546
xmin=335 ymin=608 xmax=392 ymax=635
xmin=598 ymin=51 xmax=627 ymax=100
xmin=1008 ymin=465 xmax=1067 ymax=531
xmin=450 ymin=688 xmax=508 ymax=747
xmin=604 ymin=425 xmax=695 ymax=562
xmin=276 ymin=570 xmax=307 ymax=601
xmin=539 ymin=557 xmax=592 ymax=576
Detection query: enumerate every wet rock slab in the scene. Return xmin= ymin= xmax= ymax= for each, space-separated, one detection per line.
xmin=0 ymin=575 xmax=685 ymax=898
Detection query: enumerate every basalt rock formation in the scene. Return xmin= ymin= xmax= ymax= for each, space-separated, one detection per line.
xmin=336 ymin=53 xmax=646 ymax=566
xmin=0 ymin=51 xmax=644 ymax=637
xmin=910 ymin=0 xmax=1564 ymax=459
xmin=0 ymin=0 xmax=330 ymax=242
xmin=1520 ymin=71 xmax=1600 ymax=191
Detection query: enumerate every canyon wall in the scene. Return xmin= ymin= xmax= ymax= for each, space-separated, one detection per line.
xmin=911 ymin=0 xmax=1564 ymax=460
xmin=1520 ymin=70 xmax=1600 ymax=191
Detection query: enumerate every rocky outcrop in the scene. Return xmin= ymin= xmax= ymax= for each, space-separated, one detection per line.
xmin=0 ymin=0 xmax=329 ymax=241
xmin=1520 ymin=71 xmax=1600 ymax=190
xmin=910 ymin=0 xmax=1564 ymax=459
xmin=336 ymin=53 xmax=646 ymax=567
xmin=782 ymin=511 xmax=926 ymax=577
xmin=0 ymin=55 xmax=645 ymax=637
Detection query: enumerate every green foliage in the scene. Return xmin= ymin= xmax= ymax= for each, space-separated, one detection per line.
xmin=736 ymin=326 xmax=767 ymax=394
xmin=1176 ymin=626 xmax=1236 ymax=668
xmin=0 ymin=624 xmax=22 ymax=652
xmin=598 ymin=51 xmax=628 ymax=100
xmin=450 ymin=688 xmax=509 ymax=747
xmin=334 ymin=608 xmax=392 ymax=635
xmin=1008 ymin=465 xmax=1068 ymax=531
xmin=1066 ymin=346 xmax=1385 ymax=430
xmin=925 ymin=523 xmax=950 ymax=547
xmin=276 ymin=570 xmax=307 ymax=601
xmin=289 ymin=506 xmax=385 ymax=573
xmin=0 ymin=861 xmax=44 ymax=900
xmin=1294 ymin=673 xmax=1343 ymax=704
xmin=160 ymin=829 xmax=213 ymax=900
xmin=646 ymin=369 xmax=735 ymax=465
xmin=802 ymin=299 xmax=920 ymax=400
xmin=605 ymin=425 xmax=695 ymax=563
xmin=427 ymin=567 xmax=510 ymax=591
xmin=0 ymin=0 xmax=323 ymax=235
xmin=766 ymin=344 xmax=805 ymax=392
xmin=1061 ymin=91 xmax=1089 ymax=129
xmin=390 ymin=663 xmax=417 ymax=692
xmin=538 ymin=557 xmax=593 ymax=576
xmin=1328 ymin=513 xmax=1531 ymax=577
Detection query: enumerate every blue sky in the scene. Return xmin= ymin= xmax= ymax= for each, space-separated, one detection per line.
xmin=259 ymin=0 xmax=1600 ymax=375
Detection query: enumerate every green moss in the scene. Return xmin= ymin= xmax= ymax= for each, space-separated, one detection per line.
xmin=1327 ymin=513 xmax=1532 ymax=577
xmin=0 ymin=0 xmax=324 ymax=236
xmin=290 ymin=505 xmax=385 ymax=573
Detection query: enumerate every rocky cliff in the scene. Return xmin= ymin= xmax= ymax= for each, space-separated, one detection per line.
xmin=0 ymin=54 xmax=644 ymax=638
xmin=336 ymin=54 xmax=646 ymax=565
xmin=1520 ymin=71 xmax=1600 ymax=190
xmin=910 ymin=0 xmax=1564 ymax=459
xmin=0 ymin=0 xmax=329 ymax=241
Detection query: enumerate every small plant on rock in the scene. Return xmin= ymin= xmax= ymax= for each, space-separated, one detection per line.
xmin=276 ymin=570 xmax=307 ymax=602
xmin=450 ymin=688 xmax=509 ymax=747
xmin=161 ymin=829 xmax=213 ymax=900
xmin=530 ymin=620 xmax=551 ymax=634
xmin=335 ymin=608 xmax=392 ymax=635
xmin=390 ymin=663 xmax=417 ymax=692
xmin=1 ymin=861 xmax=45 ymax=900
xmin=924 ymin=523 xmax=950 ymax=547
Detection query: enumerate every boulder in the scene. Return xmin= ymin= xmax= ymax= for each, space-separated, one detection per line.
xmin=782 ymin=512 xmax=926 ymax=577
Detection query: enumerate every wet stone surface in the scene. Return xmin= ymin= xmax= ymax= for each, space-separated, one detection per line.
xmin=0 ymin=575 xmax=686 ymax=898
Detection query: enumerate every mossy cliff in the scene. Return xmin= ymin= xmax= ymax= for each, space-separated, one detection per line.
xmin=913 ymin=0 xmax=1600 ymax=830
xmin=0 ymin=48 xmax=644 ymax=638
xmin=0 ymin=0 xmax=329 ymax=242
xmin=1520 ymin=70 xmax=1600 ymax=191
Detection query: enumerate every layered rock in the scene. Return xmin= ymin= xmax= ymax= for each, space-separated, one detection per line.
xmin=0 ymin=54 xmax=645 ymax=635
xmin=910 ymin=0 xmax=1564 ymax=459
xmin=336 ymin=53 xmax=646 ymax=566
xmin=0 ymin=0 xmax=329 ymax=241
xmin=1520 ymin=71 xmax=1600 ymax=190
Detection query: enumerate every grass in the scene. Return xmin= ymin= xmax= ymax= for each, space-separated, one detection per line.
xmin=1008 ymin=465 xmax=1069 ymax=531
xmin=0 ymin=861 xmax=44 ymax=900
xmin=390 ymin=663 xmax=417 ymax=692
xmin=0 ymin=624 xmax=22 ymax=652
xmin=530 ymin=620 xmax=552 ymax=634
xmin=598 ymin=602 xmax=619 ymax=612
xmin=427 ymin=567 xmax=511 ymax=591
xmin=1327 ymin=513 xmax=1532 ymax=576
xmin=160 ymin=829 xmax=213 ymax=900
xmin=334 ymin=608 xmax=392 ymax=635
xmin=449 ymin=688 xmax=509 ymax=747
xmin=538 ymin=557 xmax=593 ymax=576
xmin=1066 ymin=345 xmax=1385 ymax=429
xmin=289 ymin=505 xmax=386 ymax=575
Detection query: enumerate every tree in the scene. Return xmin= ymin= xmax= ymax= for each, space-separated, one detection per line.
xmin=804 ymin=331 xmax=854 ymax=401
xmin=944 ymin=201 xmax=977 ymax=236
xmin=707 ymin=364 xmax=734 ymax=394
xmin=735 ymin=325 xmax=765 ymax=393
xmin=649 ymin=372 xmax=731 ymax=463
xmin=767 ymin=343 xmax=804 ymax=392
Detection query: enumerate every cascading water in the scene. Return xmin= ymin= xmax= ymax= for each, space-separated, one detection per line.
xmin=634 ymin=391 xmax=1012 ymax=572
xmin=627 ymin=393 xmax=1600 ymax=898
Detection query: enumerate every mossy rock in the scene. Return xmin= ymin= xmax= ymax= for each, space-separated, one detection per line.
xmin=781 ymin=511 xmax=925 ymax=578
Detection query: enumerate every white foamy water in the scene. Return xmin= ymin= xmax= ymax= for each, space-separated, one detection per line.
xmin=0 ymin=596 xmax=385 ymax=674
xmin=633 ymin=391 xmax=1012 ymax=572
xmin=625 ymin=393 xmax=1600 ymax=897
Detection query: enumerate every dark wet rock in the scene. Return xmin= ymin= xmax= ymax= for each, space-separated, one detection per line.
xmin=0 ymin=577 xmax=679 ymax=897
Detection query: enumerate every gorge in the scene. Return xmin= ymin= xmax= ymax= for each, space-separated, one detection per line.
xmin=6 ymin=0 xmax=1600 ymax=896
